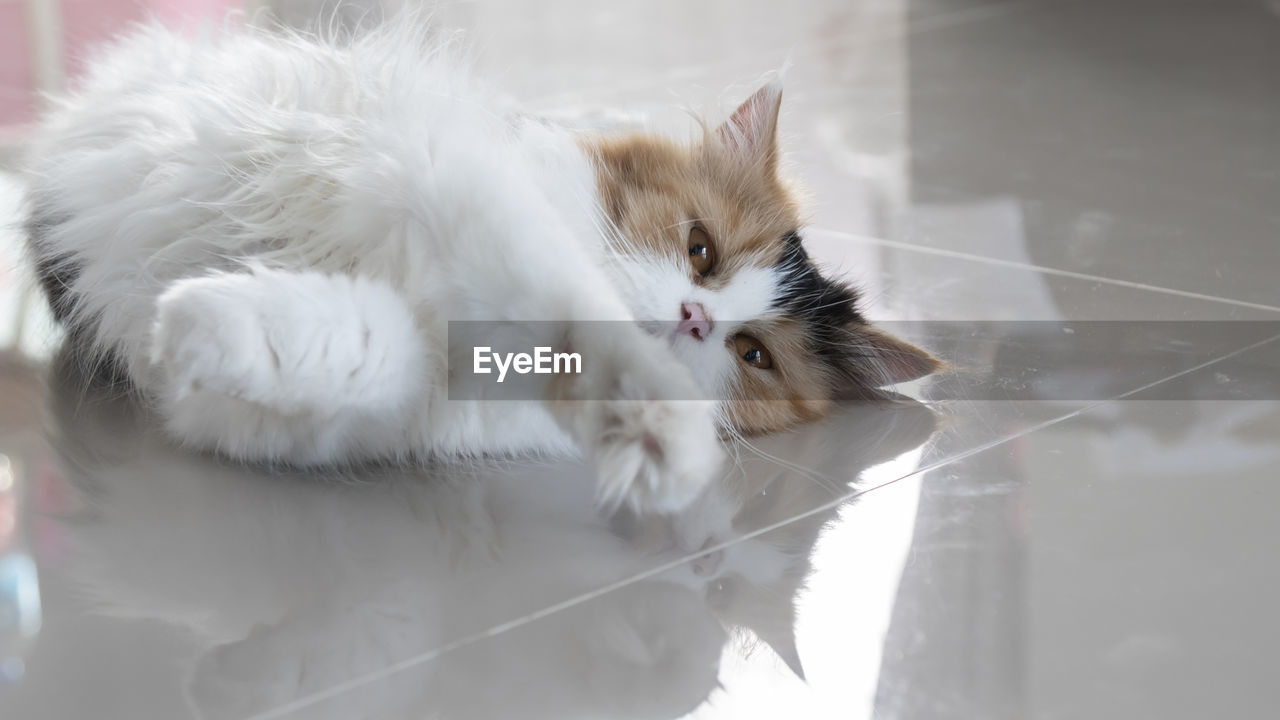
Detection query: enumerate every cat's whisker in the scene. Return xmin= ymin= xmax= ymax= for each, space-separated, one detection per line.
xmin=730 ymin=431 xmax=845 ymax=496
xmin=715 ymin=416 xmax=751 ymax=481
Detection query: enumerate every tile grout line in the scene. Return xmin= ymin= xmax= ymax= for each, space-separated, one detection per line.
xmin=812 ymin=227 xmax=1280 ymax=315
xmin=245 ymin=329 xmax=1280 ymax=720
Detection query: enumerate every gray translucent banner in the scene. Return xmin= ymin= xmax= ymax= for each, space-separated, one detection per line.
xmin=446 ymin=321 xmax=1280 ymax=401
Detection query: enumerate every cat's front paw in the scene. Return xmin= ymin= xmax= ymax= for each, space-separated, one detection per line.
xmin=588 ymin=365 xmax=724 ymax=515
xmin=151 ymin=270 xmax=422 ymax=416
xmin=152 ymin=276 xmax=271 ymax=406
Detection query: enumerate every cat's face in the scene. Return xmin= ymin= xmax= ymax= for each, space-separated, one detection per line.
xmin=587 ymin=81 xmax=937 ymax=436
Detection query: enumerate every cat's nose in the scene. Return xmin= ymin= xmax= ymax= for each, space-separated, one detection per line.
xmin=677 ymin=302 xmax=712 ymax=341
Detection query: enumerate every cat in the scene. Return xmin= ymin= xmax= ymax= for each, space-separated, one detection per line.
xmin=40 ymin=348 xmax=938 ymax=720
xmin=21 ymin=18 xmax=937 ymax=515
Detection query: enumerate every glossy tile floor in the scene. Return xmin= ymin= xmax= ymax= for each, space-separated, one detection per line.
xmin=2 ymin=1 xmax=1279 ymax=718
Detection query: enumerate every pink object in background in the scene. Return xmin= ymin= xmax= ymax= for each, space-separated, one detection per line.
xmin=0 ymin=5 xmax=36 ymax=127
xmin=1 ymin=0 xmax=243 ymax=128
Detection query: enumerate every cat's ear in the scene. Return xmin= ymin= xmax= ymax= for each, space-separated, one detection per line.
xmin=715 ymin=78 xmax=784 ymax=170
xmin=844 ymin=326 xmax=940 ymax=390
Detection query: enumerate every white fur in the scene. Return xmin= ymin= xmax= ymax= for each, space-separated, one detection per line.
xmin=151 ymin=266 xmax=427 ymax=462
xmin=605 ymin=251 xmax=781 ymax=412
xmin=23 ymin=22 xmax=735 ymax=511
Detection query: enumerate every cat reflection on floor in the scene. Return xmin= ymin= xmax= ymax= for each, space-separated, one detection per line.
xmin=46 ymin=353 xmax=936 ymax=720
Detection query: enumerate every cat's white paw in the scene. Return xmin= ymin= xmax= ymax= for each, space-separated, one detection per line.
xmin=592 ymin=396 xmax=721 ymax=514
xmin=152 ymin=279 xmax=273 ymax=407
xmin=151 ymin=270 xmax=423 ymax=417
xmin=583 ymin=355 xmax=724 ymax=515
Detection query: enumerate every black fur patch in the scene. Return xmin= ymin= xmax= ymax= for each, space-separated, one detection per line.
xmin=25 ymin=207 xmax=131 ymax=386
xmin=772 ymin=231 xmax=867 ymax=373
xmin=24 ymin=208 xmax=80 ymax=323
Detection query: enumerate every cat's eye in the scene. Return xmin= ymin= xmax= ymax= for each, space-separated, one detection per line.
xmin=733 ymin=334 xmax=773 ymax=370
xmin=688 ymin=224 xmax=716 ymax=276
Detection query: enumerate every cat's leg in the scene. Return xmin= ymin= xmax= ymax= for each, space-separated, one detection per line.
xmin=546 ymin=327 xmax=724 ymax=514
xmin=150 ymin=267 xmax=427 ymax=463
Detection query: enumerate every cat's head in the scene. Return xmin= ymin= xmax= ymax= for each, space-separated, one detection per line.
xmin=586 ymin=80 xmax=938 ymax=436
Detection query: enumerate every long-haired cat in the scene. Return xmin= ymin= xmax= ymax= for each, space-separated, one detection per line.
xmin=22 ymin=18 xmax=936 ymax=513
xmin=37 ymin=348 xmax=938 ymax=720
